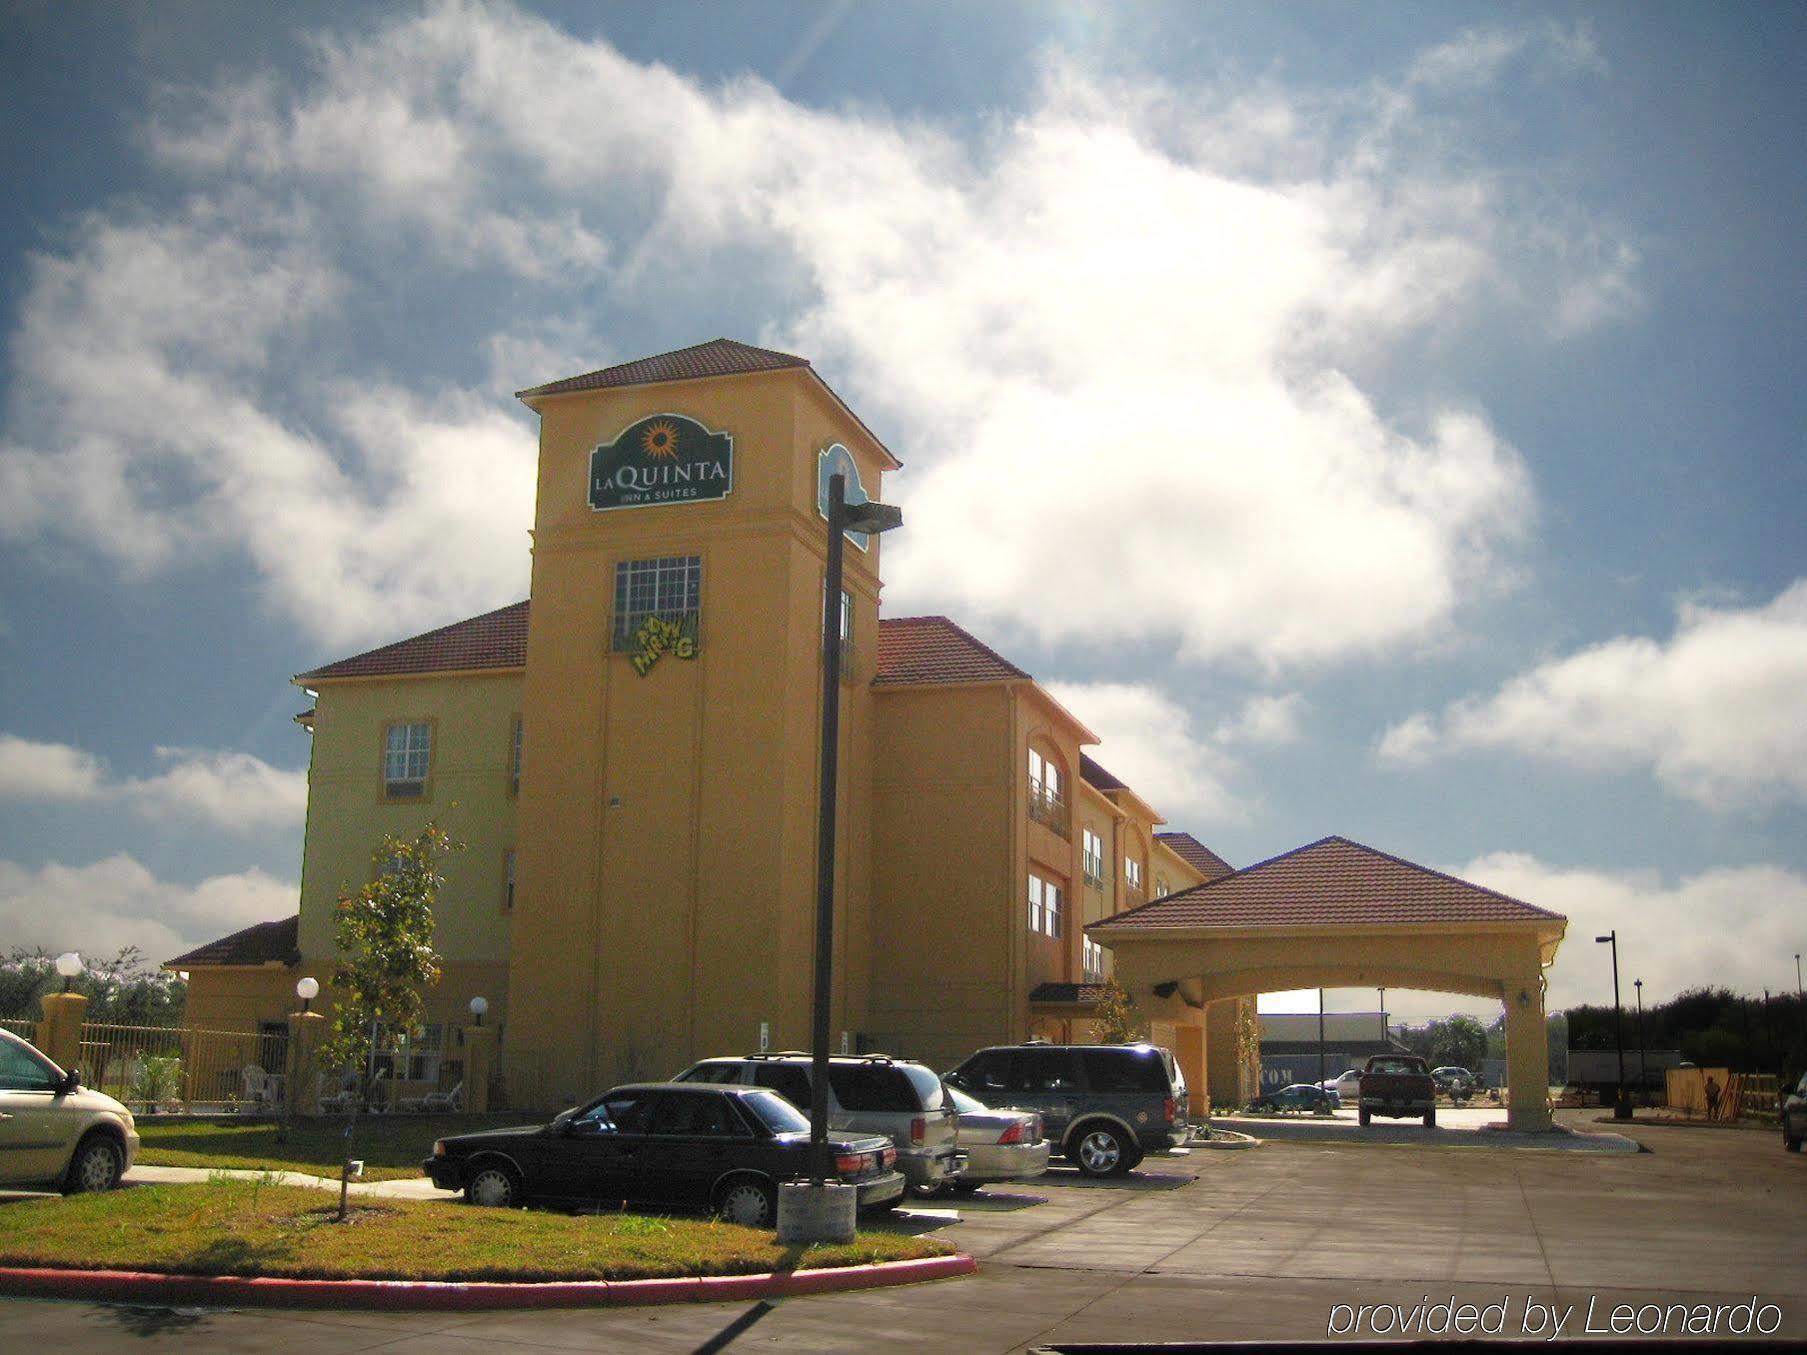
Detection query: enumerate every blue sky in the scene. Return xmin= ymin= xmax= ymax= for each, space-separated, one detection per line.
xmin=1 ymin=2 xmax=1802 ymax=1025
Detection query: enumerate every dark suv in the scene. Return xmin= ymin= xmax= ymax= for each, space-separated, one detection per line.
xmin=945 ymin=1042 xmax=1190 ymax=1176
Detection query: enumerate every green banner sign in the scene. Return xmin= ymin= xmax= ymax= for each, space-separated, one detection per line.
xmin=590 ymin=414 xmax=733 ymax=512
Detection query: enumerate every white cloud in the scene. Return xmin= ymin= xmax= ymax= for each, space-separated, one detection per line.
xmin=1215 ymin=693 xmax=1306 ymax=746
xmin=0 ymin=855 xmax=296 ymax=962
xmin=1456 ymin=852 xmax=1807 ymax=1013
xmin=1378 ymin=580 xmax=1807 ymax=809
xmin=1043 ymin=680 xmax=1241 ymax=826
xmin=0 ymin=734 xmax=105 ymax=801
xmin=0 ymin=735 xmax=305 ymax=832
xmin=1 ymin=3 xmax=1637 ymax=663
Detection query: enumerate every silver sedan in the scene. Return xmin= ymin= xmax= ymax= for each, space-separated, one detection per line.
xmin=942 ymin=1084 xmax=1051 ymax=1192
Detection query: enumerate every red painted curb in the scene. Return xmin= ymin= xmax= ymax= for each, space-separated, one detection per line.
xmin=0 ymin=1254 xmax=977 ymax=1311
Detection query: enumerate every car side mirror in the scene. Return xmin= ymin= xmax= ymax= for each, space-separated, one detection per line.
xmin=58 ymin=1067 xmax=81 ymax=1095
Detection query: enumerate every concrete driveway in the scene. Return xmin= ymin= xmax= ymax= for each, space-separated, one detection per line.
xmin=3 ymin=1110 xmax=1802 ymax=1349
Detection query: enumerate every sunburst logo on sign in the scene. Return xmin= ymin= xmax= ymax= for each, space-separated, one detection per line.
xmin=641 ymin=420 xmax=680 ymax=459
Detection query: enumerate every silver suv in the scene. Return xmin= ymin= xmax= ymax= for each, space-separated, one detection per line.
xmin=0 ymin=1027 xmax=139 ymax=1193
xmin=673 ymin=1053 xmax=965 ymax=1192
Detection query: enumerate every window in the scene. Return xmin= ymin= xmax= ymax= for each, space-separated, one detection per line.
xmin=1081 ymin=829 xmax=1107 ymax=889
xmin=1028 ymin=873 xmax=1061 ymax=938
xmin=1011 ymin=1047 xmax=1077 ymax=1092
xmin=1082 ymin=936 xmax=1107 ymax=983
xmin=509 ymin=715 xmax=523 ymax=795
xmin=1078 ymin=1046 xmax=1169 ymax=1093
xmin=382 ymin=722 xmax=431 ymax=798
xmin=369 ymin=1022 xmax=443 ymax=1083
xmin=502 ymin=849 xmax=515 ymax=912
xmin=1124 ymin=856 xmax=1143 ymax=892
xmin=751 ymin=1062 xmax=814 ymax=1109
xmin=612 ymin=554 xmax=701 ymax=651
xmin=1027 ymin=748 xmax=1069 ymax=835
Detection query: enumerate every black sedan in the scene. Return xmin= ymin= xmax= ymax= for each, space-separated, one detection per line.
xmin=424 ymin=1081 xmax=905 ymax=1227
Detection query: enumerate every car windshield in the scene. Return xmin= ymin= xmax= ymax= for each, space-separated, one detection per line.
xmin=947 ymin=1085 xmax=989 ymax=1114
xmin=741 ymin=1088 xmax=811 ymax=1134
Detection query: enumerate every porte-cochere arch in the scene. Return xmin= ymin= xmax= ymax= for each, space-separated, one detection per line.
xmin=1089 ymin=836 xmax=1567 ymax=1131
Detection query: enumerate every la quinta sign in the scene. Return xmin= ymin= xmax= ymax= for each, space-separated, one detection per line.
xmin=589 ymin=414 xmax=733 ymax=511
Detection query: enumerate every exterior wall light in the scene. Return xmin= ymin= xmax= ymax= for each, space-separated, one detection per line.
xmin=470 ymin=995 xmax=488 ymax=1026
xmin=55 ymin=951 xmax=83 ymax=992
xmin=297 ymin=976 xmax=320 ymax=1013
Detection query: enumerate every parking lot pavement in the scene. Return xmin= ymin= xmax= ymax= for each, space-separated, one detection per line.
xmin=1212 ymin=1104 xmax=1642 ymax=1152
xmin=4 ymin=1112 xmax=1803 ymax=1350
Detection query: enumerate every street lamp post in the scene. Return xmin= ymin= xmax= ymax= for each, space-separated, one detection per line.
xmin=1634 ymin=978 xmax=1646 ymax=1106
xmin=1317 ymin=988 xmax=1327 ymax=1089
xmin=808 ymin=471 xmax=902 ymax=1188
xmin=1378 ymin=987 xmax=1387 ymax=1043
xmin=1596 ymin=931 xmax=1630 ymax=1120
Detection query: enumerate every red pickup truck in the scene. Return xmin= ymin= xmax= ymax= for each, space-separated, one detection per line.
xmin=1358 ymin=1054 xmax=1437 ymax=1127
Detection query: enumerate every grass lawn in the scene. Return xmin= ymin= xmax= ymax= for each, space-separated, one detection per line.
xmin=135 ymin=1113 xmax=528 ymax=1181
xmin=0 ymin=1180 xmax=951 ymax=1282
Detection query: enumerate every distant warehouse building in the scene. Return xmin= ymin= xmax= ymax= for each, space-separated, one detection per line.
xmin=1258 ymin=1011 xmax=1406 ymax=1090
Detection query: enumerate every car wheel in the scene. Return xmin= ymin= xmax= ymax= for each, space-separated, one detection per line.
xmin=464 ymin=1162 xmax=521 ymax=1207
xmin=1358 ymin=1107 xmax=1371 ymax=1126
xmin=1424 ymin=1108 xmax=1437 ymax=1127
xmin=63 ymin=1133 xmax=123 ymax=1194
xmin=714 ymin=1175 xmax=777 ymax=1227
xmin=1071 ymin=1124 xmax=1130 ymax=1177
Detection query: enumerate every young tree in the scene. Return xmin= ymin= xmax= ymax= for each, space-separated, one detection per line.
xmin=319 ymin=821 xmax=455 ymax=1218
xmin=1093 ymin=977 xmax=1148 ymax=1044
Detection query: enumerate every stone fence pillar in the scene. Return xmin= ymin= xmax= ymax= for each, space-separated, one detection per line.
xmin=36 ymin=990 xmax=88 ymax=1076
xmin=462 ymin=1023 xmax=495 ymax=1113
xmin=286 ymin=1009 xmax=328 ymax=1114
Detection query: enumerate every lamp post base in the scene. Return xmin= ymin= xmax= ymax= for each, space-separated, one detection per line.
xmin=777 ymin=1182 xmax=857 ymax=1245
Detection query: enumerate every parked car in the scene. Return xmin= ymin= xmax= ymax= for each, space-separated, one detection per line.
xmin=1783 ymin=1070 xmax=1806 ymax=1153
xmin=942 ymin=1085 xmax=1050 ymax=1192
xmin=424 ymin=1081 xmax=904 ymax=1225
xmin=672 ymin=1052 xmax=964 ymax=1192
xmin=0 ymin=1027 xmax=138 ymax=1193
xmin=1250 ymin=1083 xmax=1340 ymax=1115
xmin=1431 ymin=1066 xmax=1475 ymax=1101
xmin=944 ymin=1042 xmax=1189 ymax=1177
xmin=1359 ymin=1053 xmax=1438 ymax=1126
xmin=1320 ymin=1069 xmax=1364 ymax=1098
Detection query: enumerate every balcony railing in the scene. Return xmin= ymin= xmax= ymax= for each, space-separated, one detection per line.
xmin=1027 ymin=783 xmax=1070 ymax=838
xmin=1082 ymin=862 xmax=1109 ymax=891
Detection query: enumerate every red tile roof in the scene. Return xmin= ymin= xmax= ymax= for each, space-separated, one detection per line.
xmin=296 ymin=601 xmax=530 ymax=683
xmin=515 ymin=338 xmax=810 ymax=399
xmin=873 ymin=615 xmax=1030 ymax=687
xmin=514 ymin=338 xmax=900 ymax=468
xmin=297 ymin=606 xmax=1028 ymax=688
xmin=166 ymin=915 xmax=300 ymax=969
xmin=1093 ymin=836 xmax=1565 ymax=932
xmin=1080 ymin=754 xmax=1126 ymax=792
xmin=1155 ymin=831 xmax=1235 ymax=882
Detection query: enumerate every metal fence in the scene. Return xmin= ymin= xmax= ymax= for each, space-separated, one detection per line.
xmin=0 ymin=1016 xmax=34 ymax=1040
xmin=74 ymin=1022 xmax=288 ymax=1111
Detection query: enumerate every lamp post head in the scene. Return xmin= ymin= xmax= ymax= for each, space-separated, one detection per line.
xmin=54 ymin=951 xmax=82 ymax=992
xmin=470 ymin=995 xmax=488 ymax=1026
xmin=837 ymin=498 xmax=903 ymax=537
xmin=296 ymin=976 xmax=319 ymax=1012
xmin=1595 ymin=933 xmax=1614 ymax=945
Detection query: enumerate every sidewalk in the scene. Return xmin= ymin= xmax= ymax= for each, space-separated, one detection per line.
xmin=123 ymin=1163 xmax=448 ymax=1199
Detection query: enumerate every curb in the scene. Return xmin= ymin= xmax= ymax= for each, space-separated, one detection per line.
xmin=0 ymin=1254 xmax=977 ymax=1311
